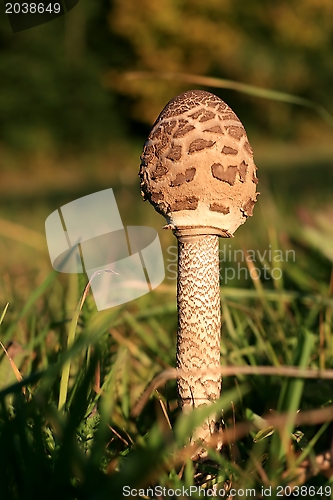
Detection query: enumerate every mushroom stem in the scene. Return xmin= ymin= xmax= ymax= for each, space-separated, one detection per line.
xmin=176 ymin=232 xmax=222 ymax=444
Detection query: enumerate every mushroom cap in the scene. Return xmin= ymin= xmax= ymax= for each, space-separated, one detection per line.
xmin=140 ymin=90 xmax=259 ymax=237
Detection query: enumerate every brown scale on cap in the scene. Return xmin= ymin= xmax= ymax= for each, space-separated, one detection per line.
xmin=140 ymin=89 xmax=259 ymax=237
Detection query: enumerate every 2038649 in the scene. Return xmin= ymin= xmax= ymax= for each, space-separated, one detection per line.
xmin=276 ymin=485 xmax=332 ymax=496
xmin=5 ymin=3 xmax=61 ymax=14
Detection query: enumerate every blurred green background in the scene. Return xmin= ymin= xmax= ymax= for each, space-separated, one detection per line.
xmin=1 ymin=0 xmax=333 ymax=304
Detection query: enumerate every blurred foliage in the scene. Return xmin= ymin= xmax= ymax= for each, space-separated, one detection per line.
xmin=0 ymin=0 xmax=131 ymax=151
xmin=0 ymin=0 xmax=333 ymax=151
xmin=109 ymin=0 xmax=333 ymax=140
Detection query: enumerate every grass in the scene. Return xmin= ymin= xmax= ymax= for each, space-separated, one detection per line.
xmin=1 ymin=147 xmax=333 ymax=499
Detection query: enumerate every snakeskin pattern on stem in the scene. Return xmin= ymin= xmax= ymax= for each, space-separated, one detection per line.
xmin=177 ymin=233 xmax=221 ymax=443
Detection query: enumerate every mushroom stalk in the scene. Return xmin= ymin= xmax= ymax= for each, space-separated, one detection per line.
xmin=177 ymin=233 xmax=221 ymax=442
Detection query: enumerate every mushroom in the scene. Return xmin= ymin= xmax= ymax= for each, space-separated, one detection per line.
xmin=139 ymin=90 xmax=258 ymax=450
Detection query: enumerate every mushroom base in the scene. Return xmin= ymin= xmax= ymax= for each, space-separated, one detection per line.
xmin=177 ymin=233 xmax=222 ymax=449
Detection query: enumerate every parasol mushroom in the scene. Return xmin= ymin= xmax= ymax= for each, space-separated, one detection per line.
xmin=139 ymin=89 xmax=259 ymax=450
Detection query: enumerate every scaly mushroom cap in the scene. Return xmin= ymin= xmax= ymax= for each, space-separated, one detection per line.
xmin=140 ymin=90 xmax=259 ymax=237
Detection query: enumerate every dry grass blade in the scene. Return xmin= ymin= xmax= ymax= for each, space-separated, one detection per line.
xmin=0 ymin=303 xmax=9 ymax=326
xmin=132 ymin=365 xmax=333 ymax=417
xmin=0 ymin=340 xmax=25 ymax=394
xmin=220 ymin=405 xmax=333 ymax=445
xmin=117 ymin=71 xmax=333 ymax=128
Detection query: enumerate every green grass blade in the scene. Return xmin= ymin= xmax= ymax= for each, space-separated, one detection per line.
xmin=3 ymin=271 xmax=58 ymax=343
xmin=268 ymin=329 xmax=315 ymax=471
